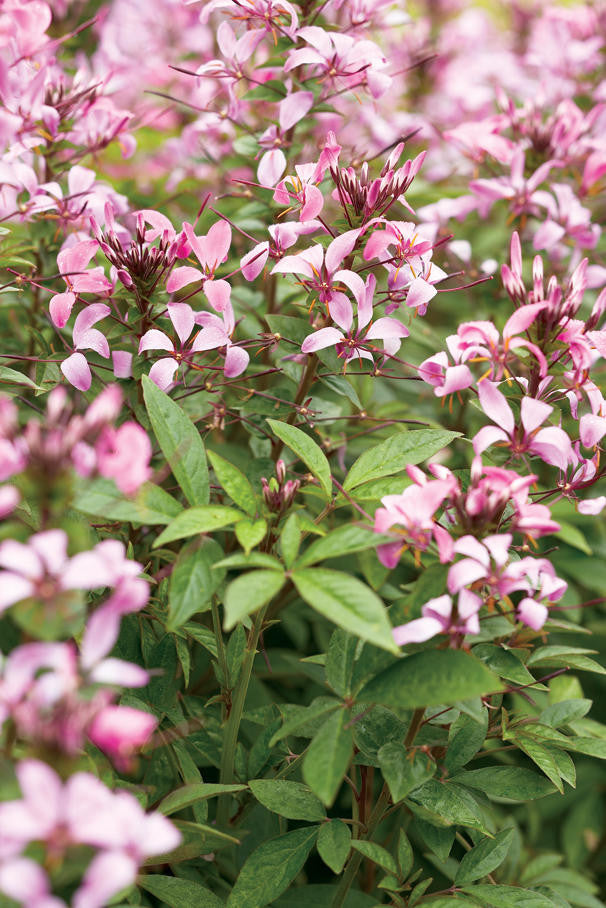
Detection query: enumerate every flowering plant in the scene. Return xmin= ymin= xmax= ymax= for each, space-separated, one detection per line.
xmin=1 ymin=0 xmax=606 ymax=905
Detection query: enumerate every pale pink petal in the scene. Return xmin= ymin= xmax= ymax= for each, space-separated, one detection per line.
xmin=205 ymin=220 xmax=232 ymax=267
xmin=49 ymin=291 xmax=75 ymax=328
xmin=325 ymin=229 xmax=361 ymax=274
xmin=147 ymin=357 xmax=178 ymax=390
xmin=503 ymin=302 xmax=547 ymax=338
xmin=447 ymin=558 xmax=487 ymax=593
xmin=328 ymin=291 xmax=353 ymax=332
xmin=80 ymin=607 xmax=122 ymax=669
xmin=61 ymin=352 xmax=91 ymax=391
xmin=140 ymin=810 xmax=182 ymax=856
xmin=241 ymin=243 xmax=269 ymax=281
xmin=224 ymin=344 xmax=249 ymax=377
xmin=457 ymin=588 xmax=482 ymax=621
xmin=517 ymin=597 xmax=548 ymax=631
xmin=393 ymin=615 xmax=444 ymax=646
xmin=112 ymin=350 xmax=132 ymax=379
xmin=138 ymin=329 xmax=174 ymax=354
xmin=477 ymin=381 xmax=515 ymax=434
xmin=279 ymin=91 xmax=314 ymax=132
xmin=406 ymin=277 xmax=438 ymax=309
xmin=204 ymin=278 xmax=231 ymax=312
xmin=76 ymin=328 xmax=110 ymax=358
xmin=473 ymin=424 xmax=509 ymax=455
xmin=520 ymin=397 xmax=552 ymax=435
xmin=365 ymin=317 xmax=409 ymax=341
xmin=300 ymin=184 xmax=324 ymax=221
xmin=72 ymin=304 xmax=110 ymax=346
xmin=0 ymin=858 xmax=51 ymax=902
xmin=258 ymin=149 xmax=287 ymax=188
xmin=89 ymin=658 xmax=149 ymax=687
xmin=579 ymin=413 xmax=606 ymax=448
xmin=168 ymin=303 xmax=194 ymax=346
xmin=301 ymin=327 xmax=343 ymax=354
xmin=578 ymin=496 xmax=606 ymax=515
xmin=72 ymin=850 xmax=138 ymax=908
xmin=30 ymin=530 xmax=67 ymax=575
xmin=166 ymin=265 xmax=203 ymax=293
xmin=333 ymin=269 xmax=366 ymax=307
xmin=62 ymin=551 xmax=114 ymax=589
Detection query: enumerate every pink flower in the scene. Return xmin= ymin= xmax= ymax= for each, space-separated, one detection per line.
xmin=87 ymin=705 xmax=156 ymax=771
xmin=301 ymin=274 xmax=408 ymax=365
xmin=284 ymin=26 xmax=391 ymax=98
xmin=374 ymin=468 xmax=455 ymax=568
xmin=454 ymin=302 xmax=548 ymax=380
xmin=60 ymin=304 xmax=111 ymax=392
xmin=447 ymin=533 xmax=517 ymax=597
xmin=473 ymin=381 xmax=574 ymax=470
xmin=167 ymin=219 xmax=232 ymax=293
xmin=95 ymin=422 xmax=152 ymax=495
xmin=418 ymin=349 xmax=473 ymax=399
xmin=271 ymin=228 xmax=362 ymax=309
xmin=393 ymin=590 xmax=481 ymax=646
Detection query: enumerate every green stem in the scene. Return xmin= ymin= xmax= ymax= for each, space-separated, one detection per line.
xmin=404 ymin=707 xmax=426 ymax=748
xmin=331 ymin=785 xmax=391 ymax=907
xmin=216 ymin=606 xmax=267 ymax=828
xmin=210 ymin=597 xmax=230 ymax=719
xmin=332 ymin=707 xmax=427 ymax=906
xmin=272 ymin=354 xmax=319 ymax=459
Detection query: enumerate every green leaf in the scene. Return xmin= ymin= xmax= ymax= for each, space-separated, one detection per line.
xmin=269 ymin=698 xmax=341 ymax=746
xmin=224 ymin=569 xmax=286 ymax=630
xmin=154 ymin=505 xmax=244 ymax=547
xmin=295 ymin=525 xmax=379 ymax=568
xmin=142 ymin=374 xmax=209 ymax=506
xmin=158 ymin=783 xmax=247 ymax=815
xmin=378 ymin=743 xmax=436 ymax=802
xmin=0 ymin=366 xmax=43 ymax=391
xmin=445 ymin=710 xmax=488 ymax=774
xmin=358 ymin=650 xmax=500 ymax=709
xmin=216 ymin=552 xmax=282 ymax=570
xmin=452 ymin=767 xmax=556 ymax=801
xmin=398 ymin=829 xmax=414 ymax=880
xmin=407 ymin=780 xmax=488 ymax=832
xmin=527 ymin=645 xmax=606 ymax=675
xmin=326 ymin=628 xmax=358 ymax=697
xmin=539 ymin=699 xmax=592 ymax=728
xmin=75 ymin=478 xmax=182 ymax=525
xmin=292 ymin=568 xmax=398 ymax=654
xmin=303 ymin=709 xmax=353 ymax=807
xmin=343 ymin=429 xmax=459 ymax=490
xmin=183 ymin=623 xmax=218 ymax=658
xmin=351 ymin=840 xmax=398 ymax=874
xmin=461 ymin=885 xmax=556 ymax=907
xmin=317 ymin=819 xmax=351 ymax=874
xmin=267 ymin=418 xmax=332 ymax=498
xmin=319 ymin=374 xmax=363 ymax=408
xmin=555 ymin=521 xmax=592 ymax=555
xmin=168 ymin=539 xmax=225 ymax=630
xmin=280 ymin=512 xmax=302 ymax=567
xmin=249 ymin=779 xmax=326 ymax=822
xmin=455 ymin=829 xmax=515 ymax=884
xmin=227 ymin=826 xmax=318 ymax=908
xmin=208 ymin=449 xmax=257 ymax=515
xmin=474 ymin=644 xmax=544 ymax=688
xmin=138 ymin=876 xmax=222 ymax=907
xmin=514 ymin=735 xmax=564 ymax=793
xmin=235 ymin=518 xmax=267 ymax=554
